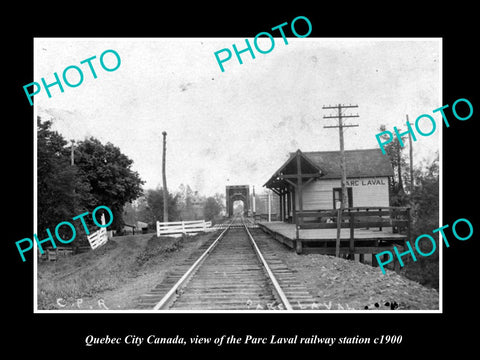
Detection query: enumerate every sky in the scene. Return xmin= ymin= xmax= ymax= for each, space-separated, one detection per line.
xmin=34 ymin=37 xmax=441 ymax=197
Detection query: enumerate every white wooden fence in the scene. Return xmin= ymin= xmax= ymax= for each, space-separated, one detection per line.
xmin=87 ymin=227 xmax=108 ymax=249
xmin=87 ymin=213 xmax=108 ymax=250
xmin=156 ymin=219 xmax=212 ymax=237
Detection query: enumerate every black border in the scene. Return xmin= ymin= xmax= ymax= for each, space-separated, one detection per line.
xmin=6 ymin=5 xmax=479 ymax=356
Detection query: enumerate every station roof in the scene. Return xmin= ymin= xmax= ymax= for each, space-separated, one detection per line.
xmin=304 ymin=148 xmax=394 ymax=179
xmin=264 ymin=148 xmax=394 ymax=190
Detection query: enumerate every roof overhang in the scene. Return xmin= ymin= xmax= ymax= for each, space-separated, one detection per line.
xmin=264 ymin=149 xmax=323 ymax=190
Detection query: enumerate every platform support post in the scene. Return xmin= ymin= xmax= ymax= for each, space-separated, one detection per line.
xmin=335 ymin=208 xmax=342 ymax=257
xmin=394 ymin=258 xmax=400 ymax=273
xmin=295 ymin=238 xmax=303 ymax=254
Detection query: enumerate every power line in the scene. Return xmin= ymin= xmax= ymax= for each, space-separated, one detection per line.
xmin=322 ymin=104 xmax=360 ymax=258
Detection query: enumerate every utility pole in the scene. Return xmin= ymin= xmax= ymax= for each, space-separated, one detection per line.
xmin=397 ymin=131 xmax=404 ymax=193
xmin=407 ymin=115 xmax=414 ymax=194
xmin=268 ymin=189 xmax=271 ymax=223
xmin=323 ymin=104 xmax=359 ymax=258
xmin=323 ymin=104 xmax=359 ymax=209
xmin=162 ymin=131 xmax=168 ymax=223
xmin=252 ymin=185 xmax=256 ymax=218
xmin=70 ymin=139 xmax=76 ymax=218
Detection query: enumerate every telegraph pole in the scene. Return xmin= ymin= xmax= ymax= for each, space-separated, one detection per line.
xmin=323 ymin=104 xmax=359 ymax=209
xmin=70 ymin=139 xmax=76 ymax=217
xmin=323 ymin=104 xmax=359 ymax=258
xmin=268 ymin=189 xmax=271 ymax=223
xmin=252 ymin=185 xmax=256 ymax=218
xmin=162 ymin=131 xmax=168 ymax=223
xmin=407 ymin=115 xmax=414 ymax=193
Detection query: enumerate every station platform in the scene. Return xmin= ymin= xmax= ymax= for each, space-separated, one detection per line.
xmin=256 ymin=221 xmax=407 ymax=269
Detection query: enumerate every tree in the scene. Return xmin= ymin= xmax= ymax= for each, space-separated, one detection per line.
xmin=213 ymin=192 xmax=226 ymax=214
xmin=403 ymin=153 xmax=439 ymax=289
xmin=123 ymin=202 xmax=137 ymax=226
xmin=73 ymin=137 xmax=145 ymax=232
xmin=378 ymin=124 xmax=408 ymax=205
xmin=377 ymin=126 xmax=439 ymax=288
xmin=177 ymin=184 xmax=196 ymax=220
xmin=410 ymin=153 xmax=439 ymax=229
xmin=133 ymin=196 xmax=150 ymax=225
xmin=203 ymin=196 xmax=223 ymax=222
xmin=38 ymin=117 xmax=145 ymax=242
xmin=37 ymin=117 xmax=93 ymax=240
xmin=233 ymin=201 xmax=244 ymax=215
xmin=141 ymin=187 xmax=180 ymax=225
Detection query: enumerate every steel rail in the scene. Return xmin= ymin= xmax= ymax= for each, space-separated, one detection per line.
xmin=153 ymin=219 xmax=234 ymax=310
xmin=243 ymin=223 xmax=293 ymax=310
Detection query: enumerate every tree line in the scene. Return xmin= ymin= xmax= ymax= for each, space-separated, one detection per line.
xmin=124 ymin=185 xmax=225 ymax=231
xmin=37 ymin=117 xmax=225 ymax=245
xmin=378 ymin=125 xmax=439 ymax=289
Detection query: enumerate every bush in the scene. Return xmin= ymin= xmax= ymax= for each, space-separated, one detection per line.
xmin=400 ymin=155 xmax=439 ymax=290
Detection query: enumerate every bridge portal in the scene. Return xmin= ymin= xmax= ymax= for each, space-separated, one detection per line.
xmin=226 ymin=185 xmax=249 ymax=217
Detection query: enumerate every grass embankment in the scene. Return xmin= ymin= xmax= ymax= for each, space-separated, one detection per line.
xmin=37 ymin=232 xmax=203 ymax=310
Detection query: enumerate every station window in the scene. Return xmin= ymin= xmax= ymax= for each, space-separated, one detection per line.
xmin=333 ymin=187 xmax=353 ymax=209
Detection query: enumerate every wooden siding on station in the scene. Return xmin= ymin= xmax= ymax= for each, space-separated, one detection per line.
xmin=297 ymin=177 xmax=390 ymax=210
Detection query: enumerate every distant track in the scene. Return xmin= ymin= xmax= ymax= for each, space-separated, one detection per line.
xmin=136 ymin=216 xmax=317 ymax=310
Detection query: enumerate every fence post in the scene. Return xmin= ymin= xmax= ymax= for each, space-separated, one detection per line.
xmin=349 ymin=209 xmax=355 ymax=259
xmin=335 ymin=208 xmax=342 ymax=258
xmin=379 ymin=208 xmax=382 ymax=231
xmin=366 ymin=208 xmax=370 ymax=229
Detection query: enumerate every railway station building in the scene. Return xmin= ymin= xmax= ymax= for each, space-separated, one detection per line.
xmin=260 ymin=148 xmax=409 ymax=265
xmin=263 ymin=148 xmax=394 ymax=222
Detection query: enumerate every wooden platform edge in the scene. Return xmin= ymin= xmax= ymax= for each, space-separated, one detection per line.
xmin=256 ymin=222 xmax=405 ymax=273
xmin=257 ymin=222 xmax=295 ymax=249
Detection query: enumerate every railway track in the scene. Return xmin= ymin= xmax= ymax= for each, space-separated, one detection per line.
xmin=136 ymin=216 xmax=317 ymax=310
